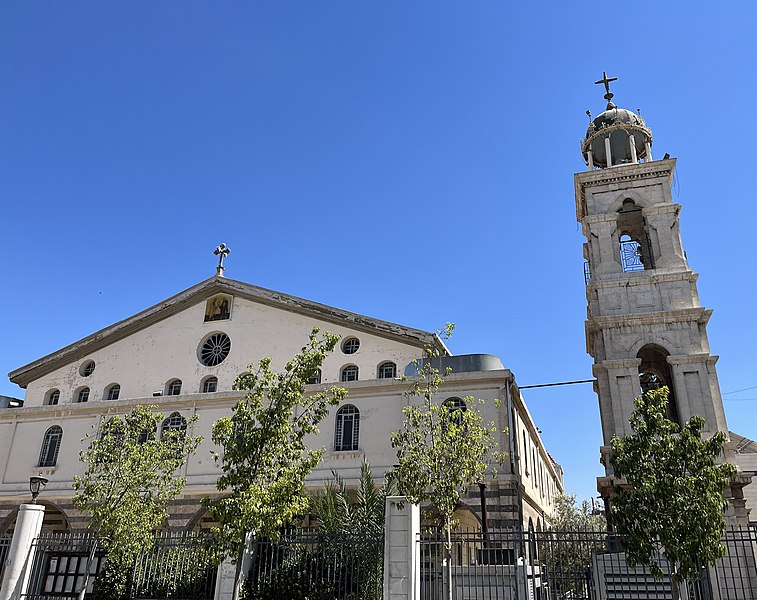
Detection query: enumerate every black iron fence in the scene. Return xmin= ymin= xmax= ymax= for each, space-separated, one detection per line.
xmin=131 ymin=531 xmax=219 ymax=600
xmin=419 ymin=526 xmax=757 ymax=600
xmin=23 ymin=532 xmax=104 ymax=600
xmin=21 ymin=531 xmax=218 ymax=600
xmin=247 ymin=529 xmax=384 ymax=600
xmin=0 ymin=534 xmax=13 ymax=586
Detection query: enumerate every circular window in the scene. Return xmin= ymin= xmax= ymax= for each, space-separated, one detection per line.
xmin=80 ymin=360 xmax=96 ymax=377
xmin=199 ymin=333 xmax=231 ymax=366
xmin=342 ymin=338 xmax=360 ymax=354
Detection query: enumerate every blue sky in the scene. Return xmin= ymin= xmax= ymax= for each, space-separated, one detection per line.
xmin=1 ymin=2 xmax=755 ymax=502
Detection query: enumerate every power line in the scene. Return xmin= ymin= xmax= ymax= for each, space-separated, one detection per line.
xmin=519 ymin=379 xmax=595 ymax=390
xmin=722 ymin=384 xmax=757 ymax=395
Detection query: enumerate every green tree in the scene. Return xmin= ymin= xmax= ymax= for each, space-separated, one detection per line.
xmin=309 ymin=459 xmax=392 ymax=538
xmin=73 ymin=405 xmax=202 ymax=600
xmin=389 ymin=324 xmax=506 ymax=600
xmin=609 ymin=387 xmax=737 ymax=600
xmin=545 ymin=494 xmax=606 ymax=599
xmin=550 ymin=493 xmax=606 ymax=531
xmin=204 ymin=328 xmax=347 ymax=600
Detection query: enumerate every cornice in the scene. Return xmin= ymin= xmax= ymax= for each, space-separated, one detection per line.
xmin=586 ymin=307 xmax=712 ymax=331
xmin=574 ymin=158 xmax=677 ymax=221
xmin=9 ymin=276 xmax=448 ymax=388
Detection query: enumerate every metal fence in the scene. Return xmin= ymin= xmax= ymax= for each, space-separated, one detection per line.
xmin=247 ymin=529 xmax=384 ymax=600
xmin=418 ymin=526 xmax=757 ymax=600
xmin=131 ymin=531 xmax=219 ymax=600
xmin=20 ymin=531 xmax=218 ymax=600
xmin=0 ymin=534 xmax=13 ymax=586
xmin=23 ymin=532 xmax=104 ymax=600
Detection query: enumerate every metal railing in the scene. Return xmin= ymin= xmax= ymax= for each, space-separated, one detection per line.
xmin=21 ymin=531 xmax=218 ymax=600
xmin=131 ymin=531 xmax=219 ymax=600
xmin=23 ymin=532 xmax=103 ymax=600
xmin=247 ymin=528 xmax=384 ymax=600
xmin=418 ymin=526 xmax=757 ymax=600
xmin=0 ymin=534 xmax=13 ymax=586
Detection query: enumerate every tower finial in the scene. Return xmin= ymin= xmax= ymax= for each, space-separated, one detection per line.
xmin=594 ymin=71 xmax=618 ymax=109
xmin=213 ymin=243 xmax=231 ymax=277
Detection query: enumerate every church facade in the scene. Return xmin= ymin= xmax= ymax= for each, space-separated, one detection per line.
xmin=0 ymin=274 xmax=563 ymax=533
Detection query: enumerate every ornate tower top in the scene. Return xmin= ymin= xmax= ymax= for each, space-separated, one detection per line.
xmin=581 ymin=72 xmax=653 ymax=169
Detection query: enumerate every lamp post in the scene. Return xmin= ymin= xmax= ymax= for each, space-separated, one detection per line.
xmin=29 ymin=476 xmax=48 ymax=504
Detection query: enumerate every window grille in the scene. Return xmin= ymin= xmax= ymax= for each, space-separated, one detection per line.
xmin=335 ymin=405 xmax=359 ymax=451
xmin=77 ymin=388 xmax=90 ymax=403
xmin=47 ymin=390 xmax=60 ymax=406
xmin=200 ymin=333 xmax=231 ymax=366
xmin=202 ymin=377 xmax=218 ymax=393
xmin=341 ymin=366 xmax=359 ymax=382
xmin=106 ymin=384 xmax=120 ymax=401
xmin=342 ymin=338 xmax=360 ymax=355
xmin=80 ymin=361 xmax=95 ymax=376
xmin=167 ymin=380 xmax=182 ymax=396
xmin=39 ymin=426 xmax=63 ymax=467
xmin=378 ymin=362 xmax=397 ymax=379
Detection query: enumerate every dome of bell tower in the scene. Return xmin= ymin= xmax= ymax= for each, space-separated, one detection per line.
xmin=581 ymin=73 xmax=653 ymax=169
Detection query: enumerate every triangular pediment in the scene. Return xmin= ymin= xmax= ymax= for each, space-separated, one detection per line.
xmin=9 ymin=276 xmax=447 ymax=387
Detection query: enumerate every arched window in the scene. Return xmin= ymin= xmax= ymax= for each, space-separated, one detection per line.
xmin=341 ymin=365 xmax=359 ymax=382
xmin=306 ymin=369 xmax=322 ymax=385
xmin=334 ymin=405 xmax=359 ymax=451
xmin=76 ymin=387 xmax=90 ymax=403
xmin=137 ymin=422 xmax=157 ymax=444
xmin=377 ymin=362 xmax=397 ymax=379
xmin=105 ymin=384 xmax=120 ymax=401
xmin=46 ymin=389 xmax=60 ymax=406
xmin=617 ymin=200 xmax=654 ymax=272
xmin=166 ymin=379 xmax=182 ymax=396
xmin=39 ymin=426 xmax=63 ymax=467
xmin=162 ymin=412 xmax=187 ymax=437
xmin=442 ymin=397 xmax=467 ymax=428
xmin=201 ymin=377 xmax=218 ymax=393
xmin=637 ymin=344 xmax=680 ymax=424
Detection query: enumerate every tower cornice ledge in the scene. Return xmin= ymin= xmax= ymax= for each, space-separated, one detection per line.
xmin=587 ymin=269 xmax=699 ymax=290
xmin=586 ymin=307 xmax=712 ymax=330
xmin=592 ymin=358 xmax=642 ymax=372
xmin=667 ymin=353 xmax=719 ymax=366
xmin=574 ymin=158 xmax=677 ymax=220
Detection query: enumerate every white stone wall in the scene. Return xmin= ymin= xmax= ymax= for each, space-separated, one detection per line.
xmin=23 ymin=296 xmax=423 ymax=408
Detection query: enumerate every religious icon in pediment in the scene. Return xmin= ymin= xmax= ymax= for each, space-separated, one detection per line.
xmin=204 ymin=294 xmax=233 ymax=322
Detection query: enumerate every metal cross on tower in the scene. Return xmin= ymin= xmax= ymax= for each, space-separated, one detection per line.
xmin=214 ymin=243 xmax=231 ymax=277
xmin=594 ymin=71 xmax=618 ymax=107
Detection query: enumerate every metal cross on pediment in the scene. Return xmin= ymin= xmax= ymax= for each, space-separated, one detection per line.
xmin=214 ymin=243 xmax=231 ymax=277
xmin=595 ymin=71 xmax=618 ymax=107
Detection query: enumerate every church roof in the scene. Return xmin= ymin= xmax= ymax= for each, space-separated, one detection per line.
xmin=8 ymin=275 xmax=449 ymax=388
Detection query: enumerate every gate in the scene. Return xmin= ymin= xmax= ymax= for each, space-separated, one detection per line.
xmin=23 ymin=532 xmax=104 ymax=600
xmin=418 ymin=527 xmax=757 ymax=600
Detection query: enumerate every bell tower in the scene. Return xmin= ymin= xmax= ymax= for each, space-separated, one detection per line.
xmin=574 ymin=74 xmax=751 ymax=523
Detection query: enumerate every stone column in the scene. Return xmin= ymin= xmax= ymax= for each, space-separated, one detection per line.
xmin=586 ymin=216 xmax=621 ymax=275
xmin=0 ymin=504 xmax=45 ymax=600
xmin=383 ymin=497 xmax=419 ymax=600
xmin=644 ymin=206 xmax=686 ymax=269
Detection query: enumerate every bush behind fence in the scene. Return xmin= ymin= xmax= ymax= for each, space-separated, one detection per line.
xmin=245 ymin=529 xmax=384 ymax=600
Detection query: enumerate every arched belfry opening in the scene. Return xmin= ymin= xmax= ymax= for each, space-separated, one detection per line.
xmin=617 ymin=199 xmax=654 ymax=272
xmin=637 ymin=344 xmax=680 ymax=425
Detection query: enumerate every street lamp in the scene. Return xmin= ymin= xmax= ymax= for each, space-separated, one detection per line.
xmin=29 ymin=476 xmax=48 ymax=504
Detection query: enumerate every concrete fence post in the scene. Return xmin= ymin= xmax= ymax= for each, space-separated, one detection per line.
xmin=383 ymin=496 xmax=419 ymax=600
xmin=0 ymin=503 xmax=45 ymax=600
